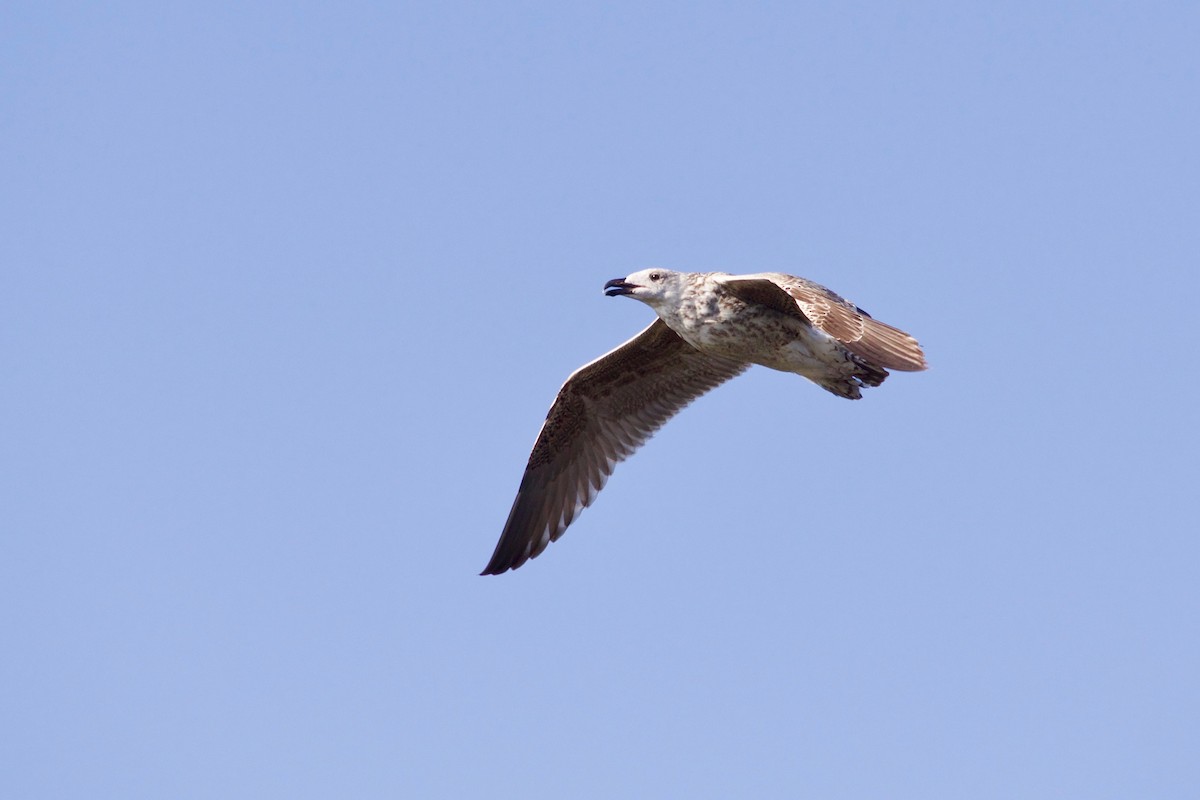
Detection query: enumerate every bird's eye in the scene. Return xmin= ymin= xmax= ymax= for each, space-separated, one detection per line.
xmin=649 ymin=272 xmax=662 ymax=282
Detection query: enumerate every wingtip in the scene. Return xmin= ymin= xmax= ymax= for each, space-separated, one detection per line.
xmin=905 ymin=349 xmax=930 ymax=372
xmin=480 ymin=554 xmax=522 ymax=576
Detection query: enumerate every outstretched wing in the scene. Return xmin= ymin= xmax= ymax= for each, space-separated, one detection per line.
xmin=482 ymin=320 xmax=748 ymax=575
xmin=747 ymin=272 xmax=928 ymax=372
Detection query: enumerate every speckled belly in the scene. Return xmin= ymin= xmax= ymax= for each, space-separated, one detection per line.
xmin=671 ymin=304 xmax=825 ymax=374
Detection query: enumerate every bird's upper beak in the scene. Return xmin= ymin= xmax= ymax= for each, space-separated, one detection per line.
xmin=604 ymin=277 xmax=637 ymax=297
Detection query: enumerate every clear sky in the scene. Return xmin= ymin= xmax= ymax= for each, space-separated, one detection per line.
xmin=3 ymin=2 xmax=1198 ymax=798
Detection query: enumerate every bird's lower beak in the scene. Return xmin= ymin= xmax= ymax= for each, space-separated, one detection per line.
xmin=604 ymin=278 xmax=636 ymax=297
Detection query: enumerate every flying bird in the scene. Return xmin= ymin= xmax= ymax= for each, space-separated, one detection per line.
xmin=482 ymin=269 xmax=927 ymax=575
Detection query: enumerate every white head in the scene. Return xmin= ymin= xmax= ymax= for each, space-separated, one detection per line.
xmin=603 ymin=268 xmax=688 ymax=310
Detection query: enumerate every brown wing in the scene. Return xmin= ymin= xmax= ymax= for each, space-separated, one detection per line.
xmin=766 ymin=273 xmax=928 ymax=372
xmin=481 ymin=320 xmax=748 ymax=575
xmin=718 ymin=278 xmax=814 ymax=324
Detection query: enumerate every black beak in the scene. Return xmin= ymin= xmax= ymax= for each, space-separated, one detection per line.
xmin=604 ymin=277 xmax=636 ymax=297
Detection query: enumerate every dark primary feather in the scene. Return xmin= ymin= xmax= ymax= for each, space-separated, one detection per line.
xmin=481 ymin=320 xmax=747 ymax=575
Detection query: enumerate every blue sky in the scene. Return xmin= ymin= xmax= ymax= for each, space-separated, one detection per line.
xmin=3 ymin=2 xmax=1198 ymax=797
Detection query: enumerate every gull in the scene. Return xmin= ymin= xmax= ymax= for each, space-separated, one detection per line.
xmin=481 ymin=269 xmax=927 ymax=575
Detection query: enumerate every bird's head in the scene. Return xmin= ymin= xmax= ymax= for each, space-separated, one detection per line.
xmin=603 ymin=269 xmax=686 ymax=310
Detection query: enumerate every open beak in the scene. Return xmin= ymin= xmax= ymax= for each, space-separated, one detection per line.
xmin=604 ymin=277 xmax=637 ymax=297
